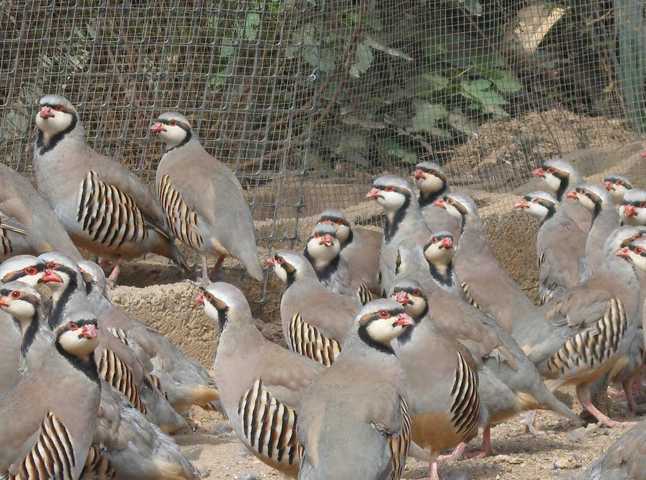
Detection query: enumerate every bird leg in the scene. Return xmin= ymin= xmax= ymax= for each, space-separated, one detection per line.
xmin=436 ymin=442 xmax=466 ymax=463
xmin=429 ymin=460 xmax=441 ymax=480
xmin=211 ymin=254 xmax=225 ymax=278
xmin=623 ymin=378 xmax=637 ymax=415
xmin=201 ymin=256 xmax=210 ymax=283
xmin=106 ymin=259 xmax=121 ymax=288
xmin=464 ymin=426 xmax=494 ymax=459
xmin=576 ymin=384 xmax=618 ymax=427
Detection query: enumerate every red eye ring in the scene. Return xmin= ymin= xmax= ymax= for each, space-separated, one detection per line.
xmin=635 ymin=246 xmax=645 ymax=254
xmin=10 ymin=291 xmax=21 ymax=299
xmin=68 ymin=322 xmax=78 ymax=330
xmin=378 ymin=310 xmax=389 ymax=319
xmin=46 ymin=262 xmax=58 ymax=270
xmin=413 ymin=289 xmax=421 ymax=296
xmin=170 ymin=120 xmax=177 ymax=126
xmin=23 ymin=266 xmax=37 ymax=275
xmin=384 ymin=186 xmax=395 ymax=192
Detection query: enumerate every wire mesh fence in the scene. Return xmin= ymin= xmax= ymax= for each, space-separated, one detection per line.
xmin=1 ymin=1 xmax=644 ymax=259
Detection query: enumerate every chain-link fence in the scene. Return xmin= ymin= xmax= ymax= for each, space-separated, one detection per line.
xmin=1 ymin=1 xmax=645 ymax=259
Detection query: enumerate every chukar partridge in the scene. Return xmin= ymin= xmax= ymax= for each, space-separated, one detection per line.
xmin=315 ymin=208 xmax=381 ymax=294
xmin=0 ymin=280 xmax=51 ymax=393
xmin=151 ymin=112 xmax=263 ymax=281
xmin=32 ymin=95 xmax=187 ymax=284
xmin=514 ymin=191 xmax=583 ymax=303
xmin=297 ymin=299 xmax=413 ymax=480
xmin=78 ymin=259 xmax=219 ymax=413
xmin=566 ymin=184 xmax=620 ymax=277
xmin=412 ymin=161 xmax=461 ymax=238
xmin=604 ymin=174 xmax=634 ymax=205
xmin=390 ymin=280 xmax=479 ymax=478
xmin=619 ymin=189 xmax=646 ymax=226
xmin=0 ymin=254 xmax=46 ymax=286
xmin=531 ymin=227 xmax=644 ymax=427
xmin=532 ymin=158 xmax=591 ymax=232
xmin=366 ymin=175 xmax=432 ymax=295
xmin=267 ymin=251 xmax=359 ymax=366
xmin=433 ymin=192 xmax=537 ymax=334
xmin=196 ymin=281 xmax=323 ymax=477
xmin=37 ymin=252 xmax=184 ymax=432
xmin=0 ymin=311 xmax=101 ymax=479
xmin=304 ymin=223 xmax=373 ymax=303
xmin=0 ymin=163 xmax=81 ymax=262
xmin=395 ymin=243 xmax=580 ymax=451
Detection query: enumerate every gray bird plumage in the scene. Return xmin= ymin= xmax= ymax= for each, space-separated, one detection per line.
xmin=32 ymin=95 xmax=188 ymax=280
xmin=198 ymin=281 xmax=323 ymax=477
xmin=0 ymin=163 xmax=81 ymax=262
xmin=152 ymin=112 xmax=263 ymax=281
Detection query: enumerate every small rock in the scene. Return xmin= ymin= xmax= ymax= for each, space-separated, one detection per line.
xmin=553 ymin=455 xmax=582 ymax=470
xmin=493 ymin=454 xmax=523 ymax=464
xmin=567 ymin=427 xmax=586 ymax=442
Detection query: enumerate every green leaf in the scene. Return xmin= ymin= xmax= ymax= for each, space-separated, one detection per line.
xmin=244 ymin=12 xmax=260 ymax=41
xmin=412 ymin=101 xmax=448 ymax=133
xmin=289 ymin=24 xmax=336 ymax=73
xmin=460 ymin=80 xmax=509 ymax=117
xmin=350 ymin=42 xmax=374 ymax=78
xmin=416 ymin=73 xmax=450 ymax=95
xmin=453 ymin=0 xmax=483 ymax=16
xmin=485 ymin=69 xmax=523 ymax=94
xmin=364 ymin=35 xmax=413 ymax=61
xmin=383 ymin=139 xmax=418 ymax=164
xmin=448 ymin=110 xmax=478 ymax=136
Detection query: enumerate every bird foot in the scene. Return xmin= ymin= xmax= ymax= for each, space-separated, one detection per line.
xmin=437 ymin=443 xmax=466 ymax=463
xmin=463 ymin=448 xmax=493 ymax=459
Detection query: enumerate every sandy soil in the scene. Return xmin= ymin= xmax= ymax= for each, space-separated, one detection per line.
xmin=181 ymin=400 xmax=644 ymax=480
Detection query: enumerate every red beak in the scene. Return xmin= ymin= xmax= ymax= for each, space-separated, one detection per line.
xmin=623 ymin=205 xmax=638 ymax=218
xmin=394 ymin=291 xmax=411 ymax=305
xmin=195 ymin=292 xmax=205 ymax=306
xmin=532 ymin=167 xmax=545 ymax=178
xmin=319 ymin=234 xmax=335 ymax=247
xmin=441 ymin=237 xmax=453 ymax=249
xmin=40 ymin=270 xmax=63 ymax=284
xmin=264 ymin=257 xmax=276 ymax=268
xmin=150 ymin=122 xmax=165 ymax=134
xmin=514 ymin=200 xmax=529 ymax=209
xmin=565 ymin=191 xmax=579 ymax=200
xmin=394 ymin=313 xmax=414 ymax=327
xmin=79 ymin=324 xmax=98 ymax=339
xmin=39 ymin=106 xmax=55 ymax=119
xmin=414 ymin=169 xmax=425 ymax=180
xmin=0 ymin=297 xmax=8 ymax=308
xmin=616 ymin=247 xmax=631 ymax=258
xmin=604 ymin=181 xmax=614 ymax=192
xmin=433 ymin=198 xmax=446 ymax=208
xmin=366 ymin=188 xmax=381 ymax=200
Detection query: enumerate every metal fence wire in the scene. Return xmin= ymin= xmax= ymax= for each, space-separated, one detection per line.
xmin=1 ymin=1 xmax=645 ymax=267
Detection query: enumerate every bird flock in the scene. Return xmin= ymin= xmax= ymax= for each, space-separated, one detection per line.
xmin=0 ymin=94 xmax=645 ymax=480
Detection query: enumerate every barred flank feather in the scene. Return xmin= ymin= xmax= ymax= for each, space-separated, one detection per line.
xmin=9 ymin=412 xmax=76 ymax=480
xmin=288 ymin=313 xmax=341 ymax=367
xmin=98 ymin=349 xmax=146 ymax=414
xmin=450 ymin=352 xmax=480 ymax=438
xmin=237 ymin=379 xmax=300 ymax=467
xmin=158 ymin=175 xmax=203 ymax=249
xmin=77 ymin=171 xmax=146 ymax=248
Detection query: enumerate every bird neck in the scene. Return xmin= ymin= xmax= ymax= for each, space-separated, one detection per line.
xmin=163 ymin=130 xmax=193 ymax=154
xmin=304 ymin=249 xmax=340 ymax=283
xmin=49 ymin=273 xmax=81 ymax=329
xmin=35 ymin=115 xmax=80 ymax=156
xmin=383 ymin=195 xmax=417 ymax=243
xmin=419 ymin=184 xmax=447 ymax=208
xmin=427 ymin=260 xmax=454 ymax=288
xmin=55 ymin=341 xmax=100 ymax=384
xmin=19 ymin=308 xmax=40 ymax=358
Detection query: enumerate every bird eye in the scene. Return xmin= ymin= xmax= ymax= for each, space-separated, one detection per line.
xmin=378 ymin=310 xmax=389 ymax=319
xmin=170 ymin=120 xmax=177 ymax=126
xmin=23 ymin=266 xmax=38 ymax=275
xmin=68 ymin=322 xmax=78 ymax=330
xmin=10 ymin=291 xmax=21 ymax=299
xmin=384 ymin=187 xmax=395 ymax=192
xmin=634 ymin=246 xmax=645 ymax=254
xmin=413 ymin=289 xmax=421 ymax=296
xmin=46 ymin=262 xmax=58 ymax=270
